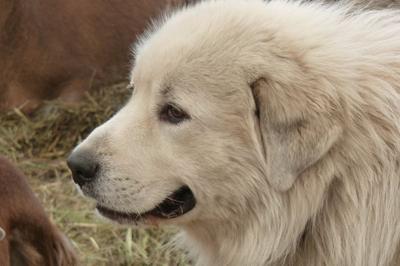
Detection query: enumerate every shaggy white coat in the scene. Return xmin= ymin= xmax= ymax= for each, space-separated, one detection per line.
xmin=74 ymin=1 xmax=400 ymax=265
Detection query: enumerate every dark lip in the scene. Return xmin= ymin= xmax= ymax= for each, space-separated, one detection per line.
xmin=97 ymin=185 xmax=196 ymax=223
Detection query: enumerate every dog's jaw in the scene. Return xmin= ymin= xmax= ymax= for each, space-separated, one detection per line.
xmin=95 ymin=185 xmax=196 ymax=225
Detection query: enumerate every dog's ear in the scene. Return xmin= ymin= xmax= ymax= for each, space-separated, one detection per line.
xmin=250 ymin=78 xmax=342 ymax=191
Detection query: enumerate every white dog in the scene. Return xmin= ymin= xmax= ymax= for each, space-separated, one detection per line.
xmin=68 ymin=1 xmax=400 ymax=265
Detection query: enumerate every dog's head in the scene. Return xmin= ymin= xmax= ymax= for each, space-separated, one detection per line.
xmin=68 ymin=1 xmax=343 ymax=227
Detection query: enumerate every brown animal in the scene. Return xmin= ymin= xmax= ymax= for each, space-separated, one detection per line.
xmin=0 ymin=0 xmax=187 ymax=113
xmin=0 ymin=156 xmax=77 ymax=266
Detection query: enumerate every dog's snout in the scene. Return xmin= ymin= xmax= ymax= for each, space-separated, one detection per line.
xmin=67 ymin=150 xmax=99 ymax=186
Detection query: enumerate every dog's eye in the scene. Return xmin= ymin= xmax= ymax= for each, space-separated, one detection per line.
xmin=160 ymin=104 xmax=190 ymax=124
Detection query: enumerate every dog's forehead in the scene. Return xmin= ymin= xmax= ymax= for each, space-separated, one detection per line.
xmin=133 ymin=2 xmax=263 ymax=86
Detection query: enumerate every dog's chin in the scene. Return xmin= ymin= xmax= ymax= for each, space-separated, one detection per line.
xmin=96 ymin=185 xmax=196 ymax=225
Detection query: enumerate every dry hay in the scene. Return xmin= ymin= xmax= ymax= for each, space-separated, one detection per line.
xmin=0 ymin=83 xmax=189 ymax=266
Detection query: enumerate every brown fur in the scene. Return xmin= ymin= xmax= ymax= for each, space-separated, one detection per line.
xmin=0 ymin=0 xmax=186 ymax=113
xmin=0 ymin=157 xmax=77 ymax=266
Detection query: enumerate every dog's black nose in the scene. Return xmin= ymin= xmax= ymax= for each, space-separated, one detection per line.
xmin=67 ymin=150 xmax=99 ymax=186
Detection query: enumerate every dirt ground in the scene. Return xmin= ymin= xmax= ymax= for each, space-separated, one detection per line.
xmin=0 ymin=83 xmax=189 ymax=266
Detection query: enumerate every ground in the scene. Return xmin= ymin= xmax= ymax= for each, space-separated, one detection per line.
xmin=0 ymin=83 xmax=189 ymax=266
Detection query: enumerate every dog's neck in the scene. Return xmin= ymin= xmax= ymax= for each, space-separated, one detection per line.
xmin=178 ymin=191 xmax=315 ymax=266
xmin=177 ymin=162 xmax=330 ymax=265
xmin=179 ymin=163 xmax=400 ymax=266
xmin=181 ymin=219 xmax=279 ymax=266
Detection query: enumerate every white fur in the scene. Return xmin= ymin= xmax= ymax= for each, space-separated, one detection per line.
xmin=74 ymin=1 xmax=400 ymax=265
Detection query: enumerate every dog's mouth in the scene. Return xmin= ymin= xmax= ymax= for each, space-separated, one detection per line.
xmin=96 ymin=185 xmax=196 ymax=223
